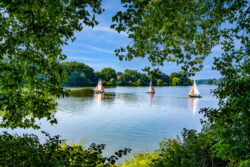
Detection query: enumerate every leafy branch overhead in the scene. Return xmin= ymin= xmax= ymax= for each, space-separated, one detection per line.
xmin=0 ymin=0 xmax=103 ymax=129
xmin=111 ymin=0 xmax=247 ymax=74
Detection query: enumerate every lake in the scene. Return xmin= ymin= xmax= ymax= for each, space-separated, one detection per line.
xmin=3 ymin=85 xmax=217 ymax=158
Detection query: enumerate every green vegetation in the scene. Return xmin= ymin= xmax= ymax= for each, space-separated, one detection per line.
xmin=0 ymin=131 xmax=130 ymax=167
xmin=0 ymin=0 xmax=103 ymax=129
xmin=0 ymin=0 xmax=128 ymax=166
xmin=151 ymin=129 xmax=229 ymax=167
xmin=62 ymin=62 xmax=192 ymax=87
xmin=0 ymin=0 xmax=249 ymax=166
xmin=196 ymin=78 xmax=222 ymax=85
xmin=113 ymin=0 xmax=249 ymax=166
xmin=171 ymin=77 xmax=180 ymax=86
xmin=96 ymin=67 xmax=117 ymax=85
xmin=119 ymin=152 xmax=159 ymax=167
xmin=62 ymin=62 xmax=97 ymax=87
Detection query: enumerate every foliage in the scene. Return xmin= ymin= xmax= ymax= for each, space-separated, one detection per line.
xmin=158 ymin=72 xmax=170 ymax=86
xmin=151 ymin=129 xmax=229 ymax=167
xmin=120 ymin=69 xmax=142 ymax=83
xmin=117 ymin=72 xmax=123 ymax=76
xmin=169 ymin=72 xmax=192 ymax=86
xmin=118 ymin=69 xmax=143 ymax=86
xmin=63 ymin=61 xmax=96 ymax=87
xmin=196 ymin=78 xmax=222 ymax=85
xmin=113 ymin=0 xmax=249 ymax=166
xmin=171 ymin=77 xmax=180 ymax=86
xmin=199 ymin=37 xmax=249 ymax=166
xmin=96 ymin=67 xmax=117 ymax=85
xmin=107 ymin=78 xmax=116 ymax=86
xmin=0 ymin=0 xmax=103 ymax=129
xmin=156 ymin=79 xmax=163 ymax=86
xmin=116 ymin=69 xmax=190 ymax=86
xmin=199 ymin=0 xmax=249 ymax=165
xmin=111 ymin=0 xmax=241 ymax=74
xmin=119 ymin=152 xmax=159 ymax=167
xmin=61 ymin=63 xmax=191 ymax=87
xmin=0 ymin=131 xmax=131 ymax=167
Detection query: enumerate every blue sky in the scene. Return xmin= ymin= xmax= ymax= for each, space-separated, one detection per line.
xmin=62 ymin=0 xmax=222 ymax=79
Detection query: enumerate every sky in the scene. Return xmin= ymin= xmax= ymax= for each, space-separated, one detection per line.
xmin=62 ymin=0 xmax=222 ymax=79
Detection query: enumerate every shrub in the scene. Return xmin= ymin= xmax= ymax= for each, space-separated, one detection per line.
xmin=0 ymin=131 xmax=131 ymax=167
xmin=151 ymin=129 xmax=229 ymax=167
xmin=120 ymin=152 xmax=159 ymax=167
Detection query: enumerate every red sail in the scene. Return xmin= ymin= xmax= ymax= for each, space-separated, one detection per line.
xmin=101 ymin=84 xmax=104 ymax=91
xmin=151 ymin=86 xmax=155 ymax=92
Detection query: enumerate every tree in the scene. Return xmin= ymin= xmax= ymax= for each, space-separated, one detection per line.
xmin=158 ymin=72 xmax=170 ymax=86
xmin=112 ymin=0 xmax=249 ymax=165
xmin=111 ymin=0 xmax=236 ymax=74
xmin=157 ymin=79 xmax=163 ymax=86
xmin=120 ymin=69 xmax=141 ymax=83
xmin=0 ymin=0 xmax=103 ymax=129
xmin=169 ymin=72 xmax=180 ymax=81
xmin=140 ymin=73 xmax=150 ymax=86
xmin=172 ymin=77 xmax=180 ymax=86
xmin=97 ymin=67 xmax=116 ymax=83
xmin=0 ymin=131 xmax=131 ymax=166
xmin=62 ymin=62 xmax=96 ymax=87
xmin=136 ymin=79 xmax=141 ymax=86
xmin=107 ymin=78 xmax=116 ymax=86
xmin=117 ymin=72 xmax=123 ymax=76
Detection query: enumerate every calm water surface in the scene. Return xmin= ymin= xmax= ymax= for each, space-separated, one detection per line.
xmin=4 ymin=85 xmax=217 ymax=157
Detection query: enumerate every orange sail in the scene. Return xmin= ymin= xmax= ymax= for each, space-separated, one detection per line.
xmin=101 ymin=84 xmax=104 ymax=91
xmin=95 ymin=79 xmax=104 ymax=92
xmin=189 ymin=87 xmax=194 ymax=95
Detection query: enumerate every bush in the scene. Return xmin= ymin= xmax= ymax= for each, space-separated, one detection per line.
xmin=120 ymin=152 xmax=159 ymax=167
xmin=0 ymin=131 xmax=131 ymax=167
xmin=151 ymin=129 xmax=229 ymax=167
xmin=106 ymin=78 xmax=116 ymax=86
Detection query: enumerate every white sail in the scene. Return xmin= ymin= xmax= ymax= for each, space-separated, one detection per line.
xmin=148 ymin=80 xmax=152 ymax=91
xmin=193 ymin=80 xmax=200 ymax=95
xmin=98 ymin=80 xmax=101 ymax=90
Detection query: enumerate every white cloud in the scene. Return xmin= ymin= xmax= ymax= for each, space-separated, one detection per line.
xmin=67 ymin=56 xmax=101 ymax=61
xmin=76 ymin=43 xmax=115 ymax=54
xmin=84 ymin=25 xmax=128 ymax=36
xmin=63 ymin=48 xmax=94 ymax=54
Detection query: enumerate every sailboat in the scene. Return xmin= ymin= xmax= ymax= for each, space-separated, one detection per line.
xmin=188 ymin=80 xmax=201 ymax=98
xmin=146 ymin=80 xmax=155 ymax=93
xmin=95 ymin=79 xmax=104 ymax=93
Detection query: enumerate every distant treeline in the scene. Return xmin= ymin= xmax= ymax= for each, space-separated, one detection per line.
xmin=62 ymin=61 xmax=193 ymax=87
xmin=196 ymin=78 xmax=222 ymax=85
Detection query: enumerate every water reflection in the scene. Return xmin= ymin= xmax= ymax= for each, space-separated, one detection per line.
xmin=95 ymin=93 xmax=104 ymax=105
xmin=149 ymin=93 xmax=155 ymax=106
xmin=188 ymin=98 xmax=200 ymax=116
xmin=4 ymin=86 xmax=217 ymax=159
xmin=102 ymin=93 xmax=116 ymax=104
xmin=115 ymin=93 xmax=138 ymax=105
xmin=69 ymin=88 xmax=93 ymax=97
